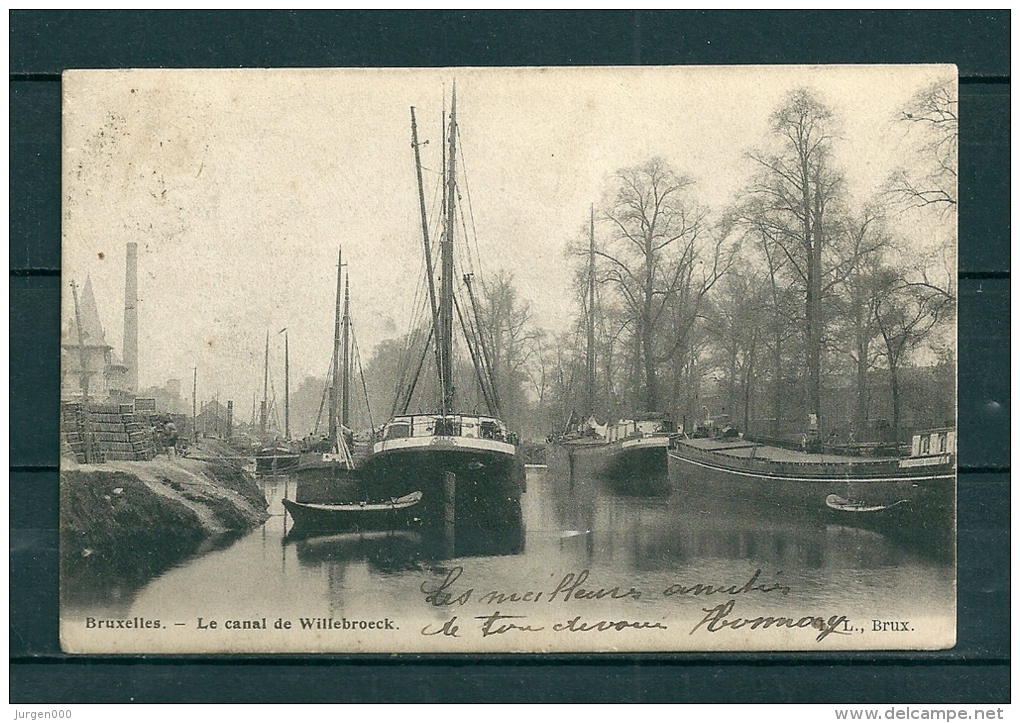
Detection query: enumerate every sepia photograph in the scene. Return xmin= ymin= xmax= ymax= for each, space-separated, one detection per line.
xmin=59 ymin=65 xmax=957 ymax=653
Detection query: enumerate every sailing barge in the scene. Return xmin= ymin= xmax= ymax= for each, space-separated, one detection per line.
xmin=667 ymin=428 xmax=956 ymax=526
xmin=254 ymin=331 xmax=299 ymax=474
xmin=255 ymin=443 xmax=299 ymax=474
xmin=360 ymin=87 xmax=525 ymax=524
xmin=545 ymin=206 xmax=673 ymax=492
xmin=288 ymin=246 xmax=362 ymax=505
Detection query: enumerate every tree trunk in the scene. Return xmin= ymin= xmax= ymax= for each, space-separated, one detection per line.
xmin=772 ymin=333 xmax=783 ymax=438
xmin=802 ymin=150 xmax=824 ymax=435
xmin=855 ymin=338 xmax=869 ymax=434
xmin=727 ymin=346 xmax=738 ymax=419
xmin=743 ymin=366 xmax=752 ymax=435
xmin=851 ymin=276 xmax=870 ymax=435
xmin=852 ymin=348 xmax=869 ymax=434
xmin=642 ymin=243 xmax=657 ymax=411
xmin=807 ymin=237 xmax=823 ymax=433
xmin=643 ymin=317 xmax=657 ymax=412
xmin=889 ymin=361 xmax=901 ymax=438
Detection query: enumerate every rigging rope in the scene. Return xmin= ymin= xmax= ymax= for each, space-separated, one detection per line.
xmin=351 ymin=325 xmax=375 ymax=433
xmin=455 ymin=292 xmax=497 ymax=416
xmin=455 ymin=123 xmax=486 ymax=287
xmin=312 ymin=349 xmax=335 ymax=436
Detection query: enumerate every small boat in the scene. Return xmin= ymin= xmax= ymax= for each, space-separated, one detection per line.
xmin=282 ymin=490 xmax=424 ymax=532
xmin=549 ymin=414 xmax=674 ymax=496
xmin=825 ymin=494 xmax=910 ymax=516
xmin=255 ymin=443 xmax=300 ymax=474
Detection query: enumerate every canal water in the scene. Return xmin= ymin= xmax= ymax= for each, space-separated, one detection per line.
xmin=62 ymin=465 xmax=956 ymax=653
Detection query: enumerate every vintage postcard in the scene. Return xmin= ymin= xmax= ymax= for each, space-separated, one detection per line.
xmin=59 ymin=66 xmax=957 ymax=653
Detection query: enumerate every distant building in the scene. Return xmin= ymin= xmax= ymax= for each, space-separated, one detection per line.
xmin=196 ymin=399 xmax=231 ymax=438
xmin=137 ymin=379 xmax=187 ymax=414
xmin=61 ymin=277 xmax=131 ymax=402
xmin=63 ymin=243 xmax=142 ymax=403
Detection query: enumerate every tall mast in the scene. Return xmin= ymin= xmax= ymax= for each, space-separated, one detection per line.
xmin=341 ymin=272 xmax=351 ymax=429
xmin=328 ymin=246 xmax=343 ymax=443
xmin=282 ymin=328 xmax=290 ymax=439
xmin=587 ymin=203 xmax=597 ymax=417
xmin=260 ymin=331 xmax=268 ymax=435
xmin=410 ymin=106 xmax=445 ymax=404
xmin=440 ymin=84 xmax=457 ymax=415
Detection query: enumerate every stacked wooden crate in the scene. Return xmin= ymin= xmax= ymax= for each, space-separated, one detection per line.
xmin=61 ymin=401 xmax=157 ymax=462
xmin=61 ymin=401 xmax=103 ymax=464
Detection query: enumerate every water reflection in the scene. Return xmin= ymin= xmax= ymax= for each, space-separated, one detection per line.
xmin=293 ymin=530 xmax=424 ymax=573
xmin=61 ymin=525 xmax=245 ymax=617
xmin=287 ymin=499 xmax=526 ymax=573
xmin=547 ymin=461 xmax=952 ymax=564
xmin=65 ymin=462 xmax=955 ymax=639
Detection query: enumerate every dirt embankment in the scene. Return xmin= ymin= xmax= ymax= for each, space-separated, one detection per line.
xmin=61 ymin=449 xmax=268 ymax=603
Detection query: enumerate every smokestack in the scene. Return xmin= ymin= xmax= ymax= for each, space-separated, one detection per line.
xmin=123 ymin=242 xmax=139 ymax=393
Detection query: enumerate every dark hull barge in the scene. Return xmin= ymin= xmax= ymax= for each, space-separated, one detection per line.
xmin=362 ymin=429 xmax=526 ymax=526
xmin=548 ymin=437 xmax=670 ymax=496
xmin=668 ymin=434 xmax=955 ymax=528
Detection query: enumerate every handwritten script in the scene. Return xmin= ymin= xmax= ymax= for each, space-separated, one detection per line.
xmin=417 ymin=566 xmax=847 ymax=643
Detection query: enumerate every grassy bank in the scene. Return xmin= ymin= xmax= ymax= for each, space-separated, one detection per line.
xmin=60 ymin=453 xmax=268 ymax=607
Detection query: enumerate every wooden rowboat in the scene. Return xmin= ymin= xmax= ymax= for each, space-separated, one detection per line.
xmin=824 ymin=494 xmax=913 ymax=527
xmin=282 ymin=490 xmax=423 ymax=532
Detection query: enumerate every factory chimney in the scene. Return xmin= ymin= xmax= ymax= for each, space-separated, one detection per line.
xmin=123 ymin=242 xmax=139 ymax=393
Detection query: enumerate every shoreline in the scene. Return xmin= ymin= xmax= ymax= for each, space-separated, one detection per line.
xmin=60 ymin=447 xmax=268 ymax=610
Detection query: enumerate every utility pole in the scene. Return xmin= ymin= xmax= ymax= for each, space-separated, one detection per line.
xmin=70 ymin=280 xmax=95 ymax=464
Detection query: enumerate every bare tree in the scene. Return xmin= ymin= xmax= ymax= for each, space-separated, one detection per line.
xmin=703 ymin=265 xmax=768 ymax=434
xmin=829 ymin=208 xmax=889 ymax=434
xmin=598 ymin=157 xmax=726 ymax=413
xmin=888 ymin=79 xmax=958 ymax=213
xmin=746 ymin=88 xmax=844 ymax=433
xmin=873 ymin=269 xmax=955 ymax=434
xmin=731 ymin=196 xmax=803 ymax=437
xmin=477 ymin=269 xmax=541 ymax=431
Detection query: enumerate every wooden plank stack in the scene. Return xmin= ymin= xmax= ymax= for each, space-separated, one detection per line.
xmin=61 ymin=401 xmax=157 ymax=463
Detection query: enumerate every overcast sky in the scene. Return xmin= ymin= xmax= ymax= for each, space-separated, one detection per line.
xmin=63 ymin=65 xmax=954 ymax=406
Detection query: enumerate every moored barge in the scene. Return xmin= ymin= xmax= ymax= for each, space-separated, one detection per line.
xmin=667 ymin=429 xmax=956 ymax=527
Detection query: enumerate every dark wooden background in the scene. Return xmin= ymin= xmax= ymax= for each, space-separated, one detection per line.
xmin=10 ymin=10 xmax=1009 ymax=703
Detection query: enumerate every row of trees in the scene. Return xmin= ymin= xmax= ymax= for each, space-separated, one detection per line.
xmin=544 ymin=83 xmax=956 ymax=442
xmin=298 ymin=82 xmax=955 ymax=445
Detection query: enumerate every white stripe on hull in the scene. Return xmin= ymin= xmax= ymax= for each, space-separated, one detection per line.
xmin=373 ymin=435 xmax=516 ymax=458
xmin=620 ymin=436 xmax=669 ymax=450
xmin=668 ymin=449 xmax=955 ymax=484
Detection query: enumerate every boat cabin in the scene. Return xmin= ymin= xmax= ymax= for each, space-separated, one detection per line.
xmin=910 ymin=428 xmax=956 ymax=458
xmin=606 ymin=414 xmax=675 ymax=444
xmin=380 ymin=414 xmax=518 ymax=446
